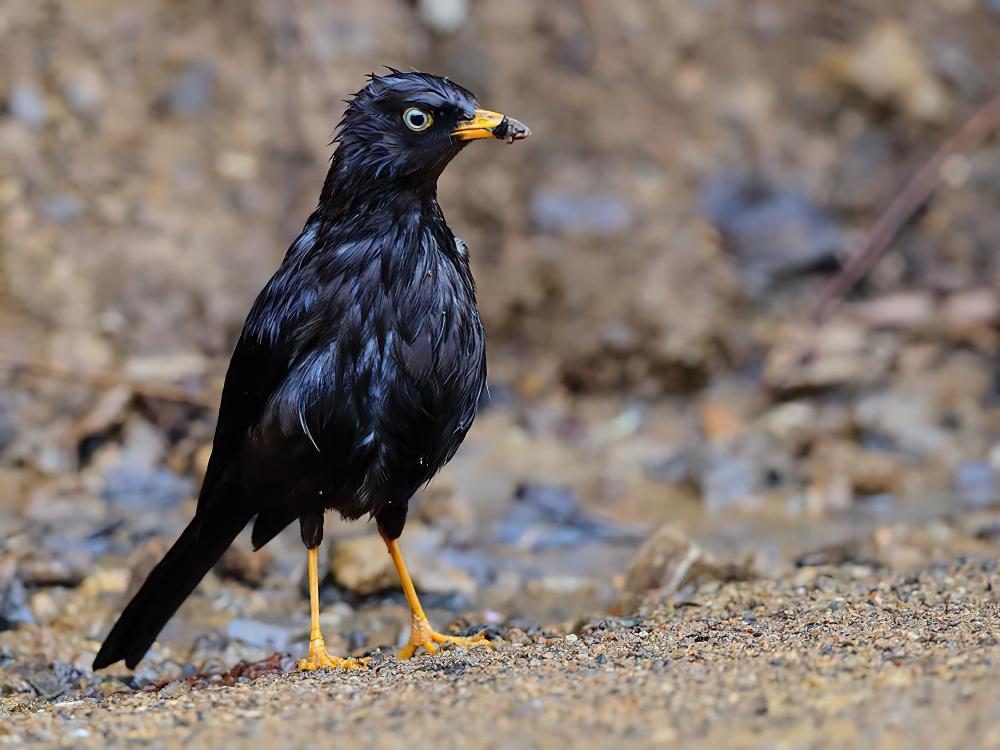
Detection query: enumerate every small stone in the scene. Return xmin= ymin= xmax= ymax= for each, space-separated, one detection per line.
xmin=41 ymin=193 xmax=84 ymax=223
xmin=328 ymin=535 xmax=397 ymax=595
xmin=954 ymin=461 xmax=997 ymax=510
xmin=161 ymin=61 xmax=215 ymax=115
xmin=123 ymin=352 xmax=209 ymax=382
xmin=623 ymin=525 xmax=753 ymax=604
xmin=329 ymin=524 xmax=474 ymax=596
xmin=63 ymin=67 xmax=106 ymax=115
xmin=8 ymin=83 xmax=46 ymax=127
xmin=644 ymin=450 xmax=698 ymax=486
xmin=0 ymin=558 xmax=33 ymax=630
xmin=821 ymin=22 xmax=949 ymax=121
xmin=158 ymin=680 xmax=189 ymax=700
xmin=701 ymin=174 xmax=843 ymax=297
xmin=854 ymin=390 xmax=951 ymax=457
xmin=79 ymin=568 xmax=129 ymax=597
xmin=101 ymin=465 xmax=190 ymax=509
xmin=129 ymin=662 xmax=162 ymax=690
xmin=622 ymin=526 xmax=705 ymax=597
xmin=28 ymin=591 xmax=59 ymax=626
xmin=98 ymin=680 xmax=126 ymax=697
xmin=762 ymin=401 xmax=820 ymax=444
xmin=215 ymin=545 xmax=271 ymax=586
xmin=226 ymin=619 xmax=295 ymax=651
xmin=198 ymin=659 xmax=227 ymax=678
xmin=216 ymin=152 xmax=258 ymax=181
xmin=417 ymin=0 xmax=468 ymax=32
xmin=506 ymin=628 xmax=531 ymax=645
xmin=701 ymin=442 xmax=758 ymax=514
xmin=765 ymin=322 xmax=895 ymax=392
xmin=529 ymin=189 xmax=633 ymax=236
xmin=156 ymin=661 xmax=184 ymax=684
xmin=412 ymin=473 xmax=475 ymax=537
xmin=497 ymin=483 xmax=644 ymax=550
xmin=16 ymin=557 xmax=86 ymax=587
xmin=25 ymin=669 xmax=64 ymax=700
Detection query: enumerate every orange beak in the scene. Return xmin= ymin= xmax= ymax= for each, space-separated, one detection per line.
xmin=451 ymin=109 xmax=530 ymax=143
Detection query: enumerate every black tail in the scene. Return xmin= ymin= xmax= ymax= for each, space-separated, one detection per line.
xmin=93 ymin=508 xmax=250 ymax=670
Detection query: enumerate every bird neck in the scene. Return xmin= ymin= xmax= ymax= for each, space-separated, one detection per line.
xmin=317 ymin=152 xmax=443 ymax=222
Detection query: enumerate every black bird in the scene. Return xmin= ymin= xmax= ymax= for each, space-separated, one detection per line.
xmin=93 ymin=71 xmax=529 ymax=671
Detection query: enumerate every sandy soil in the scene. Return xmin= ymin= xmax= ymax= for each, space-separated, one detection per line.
xmin=3 ymin=559 xmax=998 ymax=749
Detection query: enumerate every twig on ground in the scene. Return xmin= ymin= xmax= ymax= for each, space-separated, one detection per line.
xmin=813 ymin=92 xmax=1000 ymax=323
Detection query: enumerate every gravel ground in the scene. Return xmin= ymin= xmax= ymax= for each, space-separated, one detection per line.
xmin=2 ymin=559 xmax=998 ymax=749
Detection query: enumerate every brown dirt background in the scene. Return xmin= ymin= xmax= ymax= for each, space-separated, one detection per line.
xmin=1 ymin=1 xmax=998 ymax=748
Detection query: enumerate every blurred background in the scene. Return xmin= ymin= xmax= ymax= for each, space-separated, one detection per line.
xmin=0 ymin=0 xmax=997 ymax=690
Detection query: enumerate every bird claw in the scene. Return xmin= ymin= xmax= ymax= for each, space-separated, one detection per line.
xmin=396 ymin=615 xmax=494 ymax=660
xmin=297 ymin=638 xmax=369 ymax=671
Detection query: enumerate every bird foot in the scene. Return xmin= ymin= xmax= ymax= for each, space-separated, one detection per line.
xmin=396 ymin=614 xmax=494 ymax=660
xmin=297 ymin=637 xmax=369 ymax=671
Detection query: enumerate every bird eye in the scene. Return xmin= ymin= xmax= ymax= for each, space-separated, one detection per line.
xmin=402 ymin=107 xmax=433 ymax=132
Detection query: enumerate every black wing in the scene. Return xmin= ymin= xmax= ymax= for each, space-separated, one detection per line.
xmin=197 ymin=226 xmax=325 ymax=509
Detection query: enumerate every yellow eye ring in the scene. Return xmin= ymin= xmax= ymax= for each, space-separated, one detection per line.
xmin=403 ymin=107 xmax=433 ymax=132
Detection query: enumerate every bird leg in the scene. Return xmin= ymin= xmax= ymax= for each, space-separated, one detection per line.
xmin=297 ymin=546 xmax=368 ymax=671
xmin=380 ymin=530 xmax=493 ymax=659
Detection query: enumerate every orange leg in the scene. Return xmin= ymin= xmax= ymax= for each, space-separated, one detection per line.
xmin=381 ymin=530 xmax=493 ymax=659
xmin=297 ymin=546 xmax=368 ymax=671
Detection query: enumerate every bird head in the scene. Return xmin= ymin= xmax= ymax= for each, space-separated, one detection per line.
xmin=329 ymin=70 xmax=529 ymax=199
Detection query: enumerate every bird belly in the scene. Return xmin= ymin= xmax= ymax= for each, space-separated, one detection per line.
xmin=250 ymin=317 xmax=484 ymax=530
